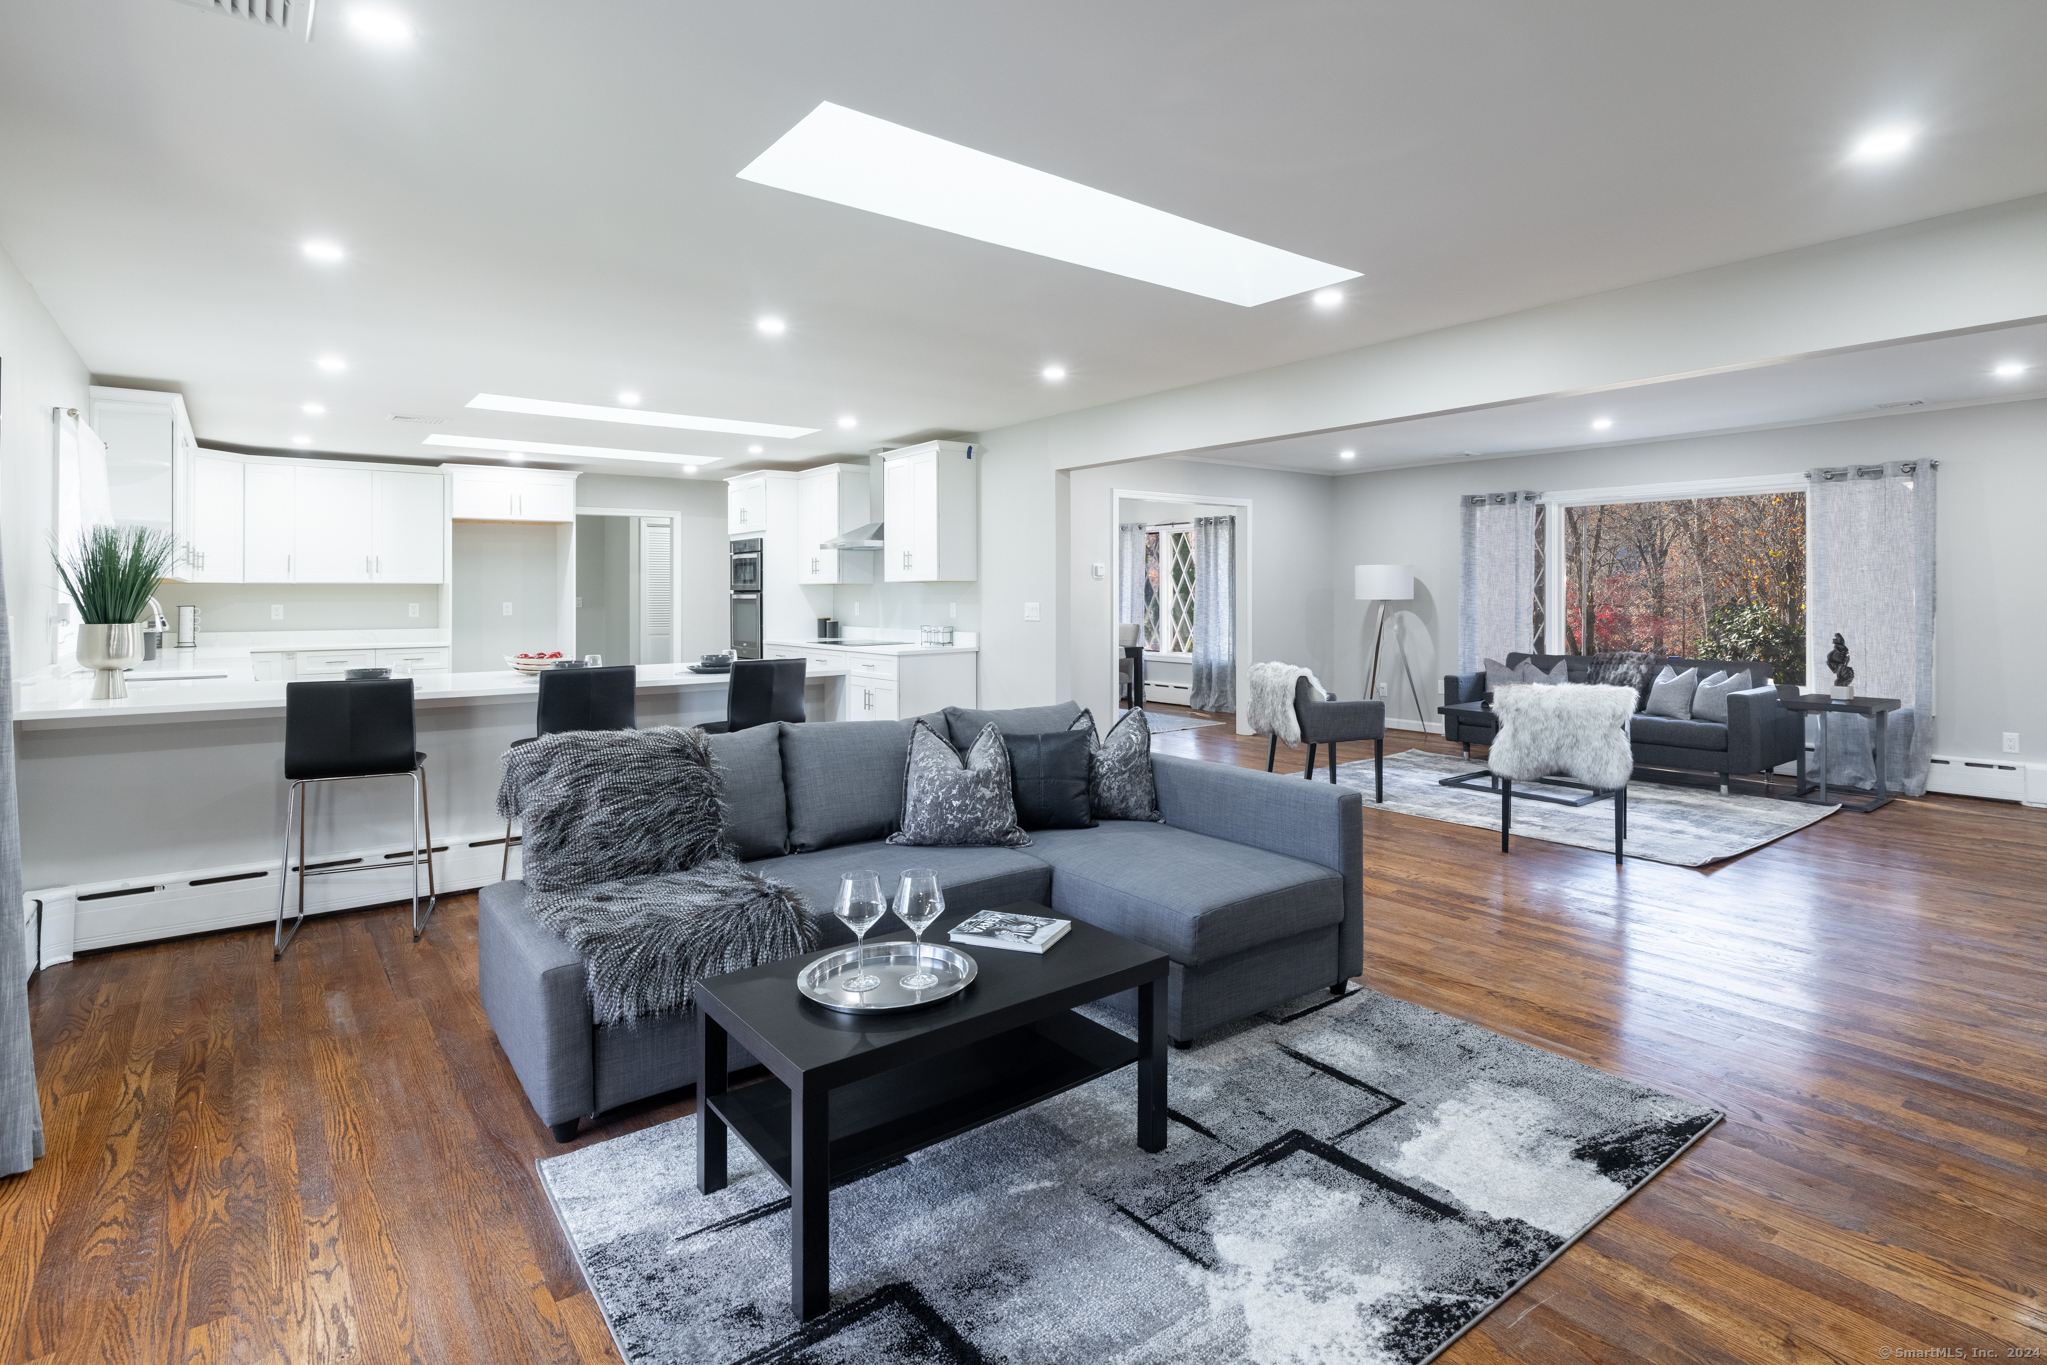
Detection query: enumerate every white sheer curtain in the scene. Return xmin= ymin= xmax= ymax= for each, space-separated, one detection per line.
xmin=1458 ymin=491 xmax=1541 ymax=671
xmin=1189 ymin=515 xmax=1236 ymax=712
xmin=1116 ymin=523 xmax=1147 ymax=634
xmin=0 ymin=519 xmax=44 ymax=1177
xmin=1807 ymin=460 xmax=1937 ymax=795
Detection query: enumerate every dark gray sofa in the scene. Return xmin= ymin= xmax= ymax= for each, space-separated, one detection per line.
xmin=1442 ymin=653 xmax=1803 ymax=792
xmin=478 ymin=701 xmax=1364 ymax=1141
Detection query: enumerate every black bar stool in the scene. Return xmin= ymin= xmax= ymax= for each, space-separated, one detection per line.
xmin=701 ymin=657 xmax=806 ymax=734
xmin=502 ymin=665 xmax=638 ymax=877
xmin=276 ymin=678 xmax=437 ymax=960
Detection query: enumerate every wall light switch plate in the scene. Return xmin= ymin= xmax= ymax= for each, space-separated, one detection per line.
xmin=2004 ymin=732 xmax=2021 ymax=754
xmin=1023 ymin=602 xmax=1041 ymax=621
xmin=949 ymin=602 xmax=957 ymax=618
xmin=270 ymin=604 xmax=283 ymax=620
xmin=502 ymin=602 xmax=514 ymax=616
xmin=1090 ymin=563 xmax=1105 ymax=579
xmin=408 ymin=602 xmax=420 ymax=618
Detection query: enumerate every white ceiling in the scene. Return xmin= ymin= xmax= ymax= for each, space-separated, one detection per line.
xmin=4 ymin=1 xmax=2047 ymax=476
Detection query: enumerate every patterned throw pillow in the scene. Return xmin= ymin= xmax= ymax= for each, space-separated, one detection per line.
xmin=1585 ymin=651 xmax=1657 ymax=710
xmin=1071 ymin=708 xmax=1164 ymax=822
xmin=888 ymin=721 xmax=1031 ymax=848
xmin=1644 ymin=666 xmax=1701 ymax=720
xmin=1690 ymin=669 xmax=1755 ymax=724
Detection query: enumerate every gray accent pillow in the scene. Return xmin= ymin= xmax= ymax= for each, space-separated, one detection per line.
xmin=703 ymin=723 xmax=789 ymax=860
xmin=1690 ymin=669 xmax=1754 ymax=724
xmin=1074 ymin=707 xmax=1164 ymax=822
xmin=778 ymin=713 xmax=947 ymax=852
xmin=1483 ymin=657 xmax=1521 ymax=692
xmin=497 ymin=726 xmax=727 ymax=893
xmin=1524 ymin=658 xmax=1570 ymax=685
xmin=1644 ymin=666 xmax=1700 ymax=720
xmin=888 ymin=720 xmax=1031 ymax=848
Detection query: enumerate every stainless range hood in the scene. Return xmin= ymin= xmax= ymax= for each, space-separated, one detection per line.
xmin=821 ymin=521 xmax=885 ymax=550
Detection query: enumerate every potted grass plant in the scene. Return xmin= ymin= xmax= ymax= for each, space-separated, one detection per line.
xmin=54 ymin=525 xmax=177 ymax=699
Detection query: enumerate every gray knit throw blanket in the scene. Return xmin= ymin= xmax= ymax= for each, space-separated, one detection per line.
xmin=498 ymin=725 xmax=817 ymax=1025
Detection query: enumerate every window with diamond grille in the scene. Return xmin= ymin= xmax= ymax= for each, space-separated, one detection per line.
xmin=1143 ymin=532 xmax=1162 ymax=651
xmin=1168 ymin=531 xmax=1196 ymax=653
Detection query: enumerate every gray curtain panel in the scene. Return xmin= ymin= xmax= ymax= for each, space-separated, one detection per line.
xmin=1189 ymin=515 xmax=1236 ymax=713
xmin=1458 ymin=491 xmax=1541 ymax=672
xmin=1806 ymin=460 xmax=1938 ymax=796
xmin=1116 ymin=523 xmax=1147 ymax=629
xmin=0 ymin=527 xmax=45 ymax=1177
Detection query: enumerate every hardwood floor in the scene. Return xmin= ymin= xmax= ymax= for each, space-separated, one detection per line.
xmin=8 ymin=714 xmax=2044 ymax=1361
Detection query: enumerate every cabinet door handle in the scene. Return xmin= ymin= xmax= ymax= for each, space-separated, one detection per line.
xmin=366 ymin=555 xmax=372 ymax=574
xmin=287 ymin=554 xmax=292 ymax=576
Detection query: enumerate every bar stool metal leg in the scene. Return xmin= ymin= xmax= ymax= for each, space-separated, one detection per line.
xmin=273 ymin=780 xmax=305 ymax=961
xmin=410 ymin=767 xmax=438 ymax=943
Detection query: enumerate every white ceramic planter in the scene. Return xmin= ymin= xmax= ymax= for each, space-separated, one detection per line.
xmin=77 ymin=623 xmax=137 ymax=700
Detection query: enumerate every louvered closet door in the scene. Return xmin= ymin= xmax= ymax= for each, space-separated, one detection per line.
xmin=636 ymin=517 xmax=675 ymax=664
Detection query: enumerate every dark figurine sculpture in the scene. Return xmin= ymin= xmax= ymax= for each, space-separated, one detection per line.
xmin=1825 ymin=633 xmax=1854 ymax=687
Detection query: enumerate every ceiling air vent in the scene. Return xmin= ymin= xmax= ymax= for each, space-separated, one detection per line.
xmin=1875 ymin=400 xmax=1926 ymax=410
xmin=168 ymin=0 xmax=299 ymax=33
xmin=389 ymin=415 xmax=451 ymax=426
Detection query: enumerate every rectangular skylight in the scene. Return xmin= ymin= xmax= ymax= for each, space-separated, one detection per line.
xmin=737 ymin=102 xmax=1360 ymax=308
xmin=466 ymin=394 xmax=815 ymax=438
xmin=425 ymin=434 xmax=723 ymax=467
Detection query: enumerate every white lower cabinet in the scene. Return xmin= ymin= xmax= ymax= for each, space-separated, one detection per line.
xmin=850 ymin=679 xmax=899 ymax=721
xmin=250 ymin=646 xmax=451 ymax=682
xmin=763 ymin=643 xmax=976 ymax=721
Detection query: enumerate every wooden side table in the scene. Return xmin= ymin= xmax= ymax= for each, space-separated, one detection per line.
xmin=1783 ymin=694 xmax=1902 ymax=812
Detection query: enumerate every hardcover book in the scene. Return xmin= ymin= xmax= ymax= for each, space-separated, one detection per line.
xmin=947 ymin=909 xmax=1072 ymax=954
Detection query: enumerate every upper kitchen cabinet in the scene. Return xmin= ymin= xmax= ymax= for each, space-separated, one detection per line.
xmin=292 ymin=466 xmax=376 ymax=581
xmin=795 ymin=463 xmax=874 ymax=585
xmin=185 ymin=453 xmax=244 ymax=583
xmin=238 ymin=456 xmax=449 ymax=583
xmin=372 ymin=471 xmax=446 ymax=582
xmin=883 ymin=441 xmax=978 ymax=582
xmin=88 ymin=385 xmax=209 ymax=577
xmin=446 ymin=465 xmax=578 ymax=522
xmin=727 ymin=472 xmax=770 ymax=534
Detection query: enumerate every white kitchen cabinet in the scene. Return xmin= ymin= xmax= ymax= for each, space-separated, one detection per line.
xmin=243 ymin=463 xmax=297 ymax=582
xmin=186 ymin=454 xmax=244 ymax=582
xmin=727 ymin=473 xmax=769 ymax=534
xmin=371 ymin=471 xmax=446 ymax=582
xmin=292 ymin=467 xmax=376 ymax=582
xmin=795 ymin=463 xmax=874 ymax=585
xmin=448 ymin=466 xmax=578 ymax=522
xmin=373 ymin=646 xmax=451 ymax=675
xmin=849 ymin=678 xmax=899 ymax=721
xmin=883 ymin=441 xmax=978 ymax=582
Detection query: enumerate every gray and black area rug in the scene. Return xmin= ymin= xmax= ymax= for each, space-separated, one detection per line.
xmin=1336 ymin=747 xmax=1836 ymax=866
xmin=538 ymin=988 xmax=1720 ymax=1364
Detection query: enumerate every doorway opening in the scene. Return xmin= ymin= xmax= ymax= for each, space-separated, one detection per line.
xmin=575 ymin=514 xmax=677 ymax=666
xmin=1110 ymin=490 xmax=1251 ymax=733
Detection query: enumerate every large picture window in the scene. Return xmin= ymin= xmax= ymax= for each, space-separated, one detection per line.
xmin=1560 ymin=492 xmax=1807 ymax=683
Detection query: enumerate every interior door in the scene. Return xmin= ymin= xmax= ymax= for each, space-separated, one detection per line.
xmin=189 ymin=454 xmax=244 ymax=582
xmin=372 ymin=471 xmax=446 ymax=582
xmin=292 ymin=467 xmax=375 ymax=581
xmin=243 ymin=463 xmax=296 ymax=581
xmin=636 ymin=517 xmax=675 ymax=664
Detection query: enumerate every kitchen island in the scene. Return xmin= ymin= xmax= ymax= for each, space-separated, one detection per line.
xmin=15 ymin=664 xmax=846 ymax=965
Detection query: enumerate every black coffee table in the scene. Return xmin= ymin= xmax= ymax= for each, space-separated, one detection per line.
xmin=693 ymin=903 xmax=1171 ymax=1320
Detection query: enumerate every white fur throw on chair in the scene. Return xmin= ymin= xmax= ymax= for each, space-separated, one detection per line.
xmin=1489 ymin=684 xmax=1637 ymax=792
xmin=1245 ymin=662 xmax=1327 ymax=746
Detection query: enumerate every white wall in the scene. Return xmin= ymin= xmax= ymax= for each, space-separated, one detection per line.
xmin=1329 ymin=397 xmax=2047 ymax=761
xmin=450 ymin=521 xmax=564 ymax=671
xmin=164 ymin=582 xmax=442 ymax=633
xmin=575 ymin=472 xmax=727 ymax=663
xmin=1068 ymin=459 xmax=1334 ymax=727
xmin=0 ymin=241 xmax=91 ymax=677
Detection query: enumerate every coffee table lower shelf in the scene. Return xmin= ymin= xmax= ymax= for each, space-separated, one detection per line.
xmin=706 ymin=1011 xmax=1138 ymax=1189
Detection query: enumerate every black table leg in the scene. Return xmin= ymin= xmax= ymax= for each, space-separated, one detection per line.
xmin=1374 ymin=735 xmax=1383 ymax=803
xmin=1137 ymin=977 xmax=1167 ymax=1153
xmin=696 ymin=1011 xmax=728 ymax=1196
xmin=790 ymin=1076 xmax=830 ymax=1320
xmin=1614 ymin=786 xmax=1626 ymax=865
xmin=1266 ymin=733 xmax=1277 ymax=772
xmin=1871 ymin=709 xmax=1892 ymax=810
xmin=1327 ymin=742 xmax=1338 ymax=783
xmin=1303 ymin=743 xmax=1316 ymax=779
xmin=1500 ymin=777 xmax=1513 ymax=853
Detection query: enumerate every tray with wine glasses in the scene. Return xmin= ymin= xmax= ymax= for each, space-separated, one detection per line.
xmin=796 ymin=868 xmax=976 ymax=1013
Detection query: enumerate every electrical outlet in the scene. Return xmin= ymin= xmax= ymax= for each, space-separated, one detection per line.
xmin=949 ymin=601 xmax=957 ymax=618
xmin=1023 ymin=602 xmax=1041 ymax=621
xmin=1377 ymin=682 xmax=1389 ymax=698
xmin=408 ymin=602 xmax=420 ymax=618
xmin=2004 ymin=732 xmax=2021 ymax=754
xmin=853 ymin=602 xmax=861 ymax=615
xmin=574 ymin=596 xmax=583 ymax=609
xmin=502 ymin=601 xmax=514 ymax=616
xmin=270 ymin=604 xmax=283 ymax=620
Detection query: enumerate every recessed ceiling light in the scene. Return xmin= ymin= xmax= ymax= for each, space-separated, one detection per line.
xmin=466 ymin=393 xmax=814 ymax=438
xmin=301 ymin=402 xmax=325 ymax=415
xmin=737 ymin=102 xmax=1361 ymax=307
xmin=505 ymin=453 xmax=524 ymax=464
xmin=837 ymin=415 xmax=857 ymax=429
xmin=316 ymin=355 xmax=348 ymax=373
xmin=1042 ymin=364 xmax=1067 ymax=381
xmin=1313 ymin=289 xmax=1345 ymax=309
xmin=1847 ymin=123 xmax=1918 ymax=164
xmin=346 ymin=6 xmax=413 ymax=46
xmin=748 ymin=444 xmax=764 ymax=455
xmin=682 ymin=464 xmax=699 ymax=474
xmin=292 ymin=435 xmax=312 ymax=446
xmin=424 ymin=434 xmax=725 ymax=468
xmin=1339 ymin=449 xmax=1356 ymax=460
xmin=1993 ymin=361 xmax=2028 ymax=378
xmin=757 ymin=316 xmax=787 ymax=336
xmin=616 ymin=391 xmax=641 ymax=406
xmin=301 ymin=239 xmax=346 ymax=264
xmin=1591 ymin=417 xmax=1614 ymax=431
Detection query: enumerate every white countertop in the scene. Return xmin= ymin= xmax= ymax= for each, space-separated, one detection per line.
xmin=14 ymin=664 xmax=848 ymax=728
xmin=766 ymin=638 xmax=978 ymax=656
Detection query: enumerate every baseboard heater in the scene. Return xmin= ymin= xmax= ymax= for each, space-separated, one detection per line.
xmin=1926 ymin=754 xmax=2045 ymax=805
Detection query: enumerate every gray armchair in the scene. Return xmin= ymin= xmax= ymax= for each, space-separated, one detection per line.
xmin=1266 ymin=676 xmax=1386 ymax=801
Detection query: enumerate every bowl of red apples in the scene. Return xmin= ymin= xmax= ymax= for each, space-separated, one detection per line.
xmin=506 ymin=651 xmax=566 ymax=677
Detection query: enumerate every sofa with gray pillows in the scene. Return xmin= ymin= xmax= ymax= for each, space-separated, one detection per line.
xmin=1443 ymin=652 xmax=1803 ymax=792
xmin=478 ymin=701 xmax=1363 ymax=1141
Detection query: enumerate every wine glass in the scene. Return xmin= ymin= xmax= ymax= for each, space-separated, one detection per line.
xmin=893 ymin=868 xmax=946 ymax=991
xmin=833 ymin=870 xmax=886 ymax=994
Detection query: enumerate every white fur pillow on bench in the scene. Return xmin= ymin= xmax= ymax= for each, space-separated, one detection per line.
xmin=1488 ymin=684 xmax=1638 ymax=791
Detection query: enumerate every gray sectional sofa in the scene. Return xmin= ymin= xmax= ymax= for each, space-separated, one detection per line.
xmin=479 ymin=701 xmax=1364 ymax=1140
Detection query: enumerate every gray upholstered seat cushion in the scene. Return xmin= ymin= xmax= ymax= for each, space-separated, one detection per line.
xmin=777 ymin=713 xmax=946 ymax=852
xmin=704 ymin=723 xmax=789 ymax=860
xmin=1628 ymin=715 xmax=1729 ymax=752
xmin=1022 ymin=821 xmax=1343 ymax=967
xmin=942 ymin=700 xmax=1083 ymax=750
xmin=745 ymin=841 xmax=1054 ymax=947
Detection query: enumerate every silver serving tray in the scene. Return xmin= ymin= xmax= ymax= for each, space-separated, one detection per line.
xmin=796 ymin=942 xmax=977 ymax=1013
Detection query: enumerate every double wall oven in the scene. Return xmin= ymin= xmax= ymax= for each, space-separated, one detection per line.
xmin=729 ymin=537 xmax=763 ymax=659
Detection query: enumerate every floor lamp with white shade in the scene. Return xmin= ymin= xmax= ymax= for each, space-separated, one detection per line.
xmin=1356 ymin=564 xmax=1426 ymax=722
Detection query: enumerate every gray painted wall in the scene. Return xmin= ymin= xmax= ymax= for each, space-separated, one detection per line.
xmin=1328 ymin=397 xmax=2047 ymax=762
